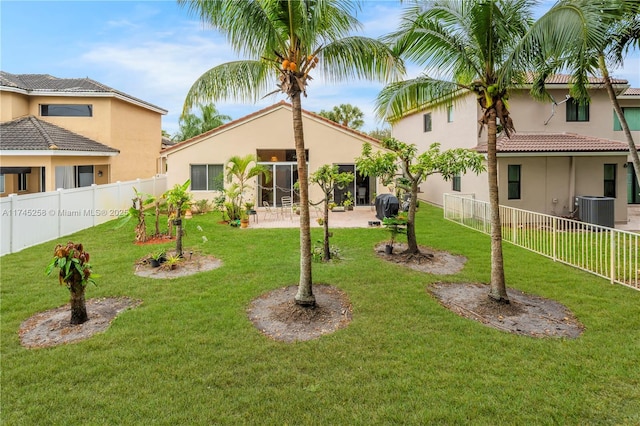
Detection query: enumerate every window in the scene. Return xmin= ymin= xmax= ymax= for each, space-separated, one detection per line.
xmin=76 ymin=165 xmax=94 ymax=187
xmin=423 ymin=113 xmax=432 ymax=132
xmin=190 ymin=164 xmax=224 ymax=191
xmin=508 ymin=165 xmax=521 ymax=200
xmin=613 ymin=107 xmax=640 ymax=131
xmin=447 ymin=105 xmax=454 ymax=123
xmin=0 ymin=174 xmax=4 ymax=193
xmin=452 ymin=174 xmax=461 ymax=192
xmin=18 ymin=173 xmax=28 ymax=191
xmin=604 ymin=164 xmax=616 ymax=198
xmin=40 ymin=104 xmax=93 ymax=117
xmin=566 ymin=98 xmax=589 ymax=122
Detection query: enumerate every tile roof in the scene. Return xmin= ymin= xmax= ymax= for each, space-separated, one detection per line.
xmin=475 ymin=133 xmax=629 ymax=154
xmin=162 ymin=101 xmax=383 ymax=153
xmin=0 ymin=116 xmax=119 ymax=153
xmin=0 ymin=71 xmax=167 ymax=113
xmin=523 ymin=73 xmax=628 ymax=85
xmin=620 ymin=88 xmax=640 ymax=96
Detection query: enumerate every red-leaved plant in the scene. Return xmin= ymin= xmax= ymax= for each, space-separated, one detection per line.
xmin=45 ymin=242 xmax=96 ymax=325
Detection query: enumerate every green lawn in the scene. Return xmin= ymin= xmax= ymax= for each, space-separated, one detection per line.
xmin=2 ymin=205 xmax=639 ymax=425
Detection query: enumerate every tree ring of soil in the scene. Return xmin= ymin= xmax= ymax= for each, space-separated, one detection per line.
xmin=19 ymin=297 xmax=141 ymax=348
xmin=247 ymin=284 xmax=352 ymax=343
xmin=428 ymin=282 xmax=584 ymax=338
xmin=134 ymin=251 xmax=222 ymax=279
xmin=375 ymin=242 xmax=466 ymax=275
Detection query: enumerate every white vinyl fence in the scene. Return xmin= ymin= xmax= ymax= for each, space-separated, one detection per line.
xmin=1 ymin=175 xmax=167 ymax=256
xmin=443 ymin=193 xmax=639 ymax=291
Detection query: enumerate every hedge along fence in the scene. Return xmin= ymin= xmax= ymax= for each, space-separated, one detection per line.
xmin=1 ymin=175 xmax=167 ymax=256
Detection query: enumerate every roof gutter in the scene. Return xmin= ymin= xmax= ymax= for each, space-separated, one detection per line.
xmin=0 ymin=150 xmax=119 ymax=157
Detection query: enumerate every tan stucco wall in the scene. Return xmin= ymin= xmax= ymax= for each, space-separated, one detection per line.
xmin=164 ymin=106 xmax=388 ymax=204
xmin=0 ymin=155 xmax=114 ymax=193
xmin=0 ymin=91 xmax=30 ymax=121
xmin=498 ymin=155 xmax=628 ymax=222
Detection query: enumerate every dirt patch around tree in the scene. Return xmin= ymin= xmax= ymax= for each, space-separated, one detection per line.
xmin=19 ymin=297 xmax=141 ymax=349
xmin=247 ymin=284 xmax=352 ymax=343
xmin=428 ymin=282 xmax=584 ymax=338
xmin=375 ymin=242 xmax=467 ymax=275
xmin=134 ymin=251 xmax=222 ymax=279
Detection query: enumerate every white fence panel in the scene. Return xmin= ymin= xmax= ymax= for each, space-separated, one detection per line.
xmin=443 ymin=193 xmax=639 ymax=291
xmin=0 ymin=175 xmax=167 ymax=256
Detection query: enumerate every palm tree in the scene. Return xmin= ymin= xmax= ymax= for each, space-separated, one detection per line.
xmin=178 ymin=0 xmax=403 ymax=306
xmin=175 ymin=102 xmax=231 ymax=141
xmin=225 ymin=154 xmax=270 ymax=208
xmin=528 ymin=0 xmax=640 ymax=187
xmin=377 ymin=0 xmax=538 ymax=304
xmin=318 ymin=104 xmax=365 ymax=129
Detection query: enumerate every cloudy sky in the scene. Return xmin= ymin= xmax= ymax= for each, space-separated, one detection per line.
xmin=2 ymin=0 xmax=639 ymax=136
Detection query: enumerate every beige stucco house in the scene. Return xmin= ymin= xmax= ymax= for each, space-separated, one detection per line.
xmin=392 ymin=75 xmax=640 ymax=223
xmin=161 ymin=102 xmax=387 ymax=207
xmin=0 ymin=72 xmax=167 ymax=196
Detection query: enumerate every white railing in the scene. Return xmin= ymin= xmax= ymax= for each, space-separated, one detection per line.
xmin=1 ymin=175 xmax=167 ymax=256
xmin=443 ymin=193 xmax=639 ymax=291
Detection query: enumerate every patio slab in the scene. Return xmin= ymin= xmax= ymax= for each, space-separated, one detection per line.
xmin=248 ymin=206 xmax=381 ymax=229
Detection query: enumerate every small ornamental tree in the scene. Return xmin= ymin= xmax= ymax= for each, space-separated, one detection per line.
xmin=309 ymin=165 xmax=354 ymax=261
xmin=164 ymin=180 xmax=192 ymax=258
xmin=357 ymin=138 xmax=484 ymax=255
xmin=46 ymin=242 xmax=96 ymax=325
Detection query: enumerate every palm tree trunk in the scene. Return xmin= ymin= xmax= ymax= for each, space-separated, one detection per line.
xmin=600 ymin=54 xmax=640 ymax=185
xmin=487 ymin=107 xmax=509 ymax=303
xmin=68 ymin=275 xmax=88 ymax=325
xmin=291 ymin=92 xmax=315 ymax=306
xmin=176 ymin=202 xmax=183 ymax=258
xmin=404 ymin=181 xmax=420 ymax=254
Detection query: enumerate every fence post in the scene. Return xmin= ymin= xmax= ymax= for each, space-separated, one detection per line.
xmin=610 ymin=230 xmax=616 ymax=284
xmin=8 ymin=194 xmax=16 ymax=254
xmin=552 ymin=217 xmax=557 ymax=262
xmin=92 ymin=184 xmax=98 ymax=227
xmin=512 ymin=208 xmax=517 ymax=245
xmin=57 ymin=188 xmax=64 ymax=239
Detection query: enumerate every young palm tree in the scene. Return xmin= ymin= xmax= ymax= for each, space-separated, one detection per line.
xmin=225 ymin=154 xmax=270 ymax=208
xmin=178 ymin=0 xmax=403 ymax=306
xmin=376 ymin=0 xmax=536 ymax=303
xmin=528 ymin=0 xmax=640 ymax=186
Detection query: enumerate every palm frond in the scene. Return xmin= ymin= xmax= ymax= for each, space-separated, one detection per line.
xmin=182 ymin=61 xmax=274 ymax=114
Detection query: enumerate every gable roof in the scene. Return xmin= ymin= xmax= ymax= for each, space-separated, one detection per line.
xmin=474 ymin=133 xmax=629 ymax=155
xmin=0 ymin=71 xmax=167 ymax=115
xmin=620 ymin=88 xmax=640 ymax=97
xmin=0 ymin=116 xmax=119 ymax=155
xmin=523 ymin=73 xmax=628 ymax=85
xmin=161 ymin=101 xmax=382 ymax=154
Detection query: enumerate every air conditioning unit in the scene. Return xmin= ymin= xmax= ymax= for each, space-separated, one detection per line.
xmin=575 ymin=196 xmax=615 ymax=228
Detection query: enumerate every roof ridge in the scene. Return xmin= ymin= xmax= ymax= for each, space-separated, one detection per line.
xmin=28 ymin=116 xmax=57 ymax=149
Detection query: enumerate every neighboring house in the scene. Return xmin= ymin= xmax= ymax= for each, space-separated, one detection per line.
xmin=161 ymin=101 xmax=387 ymax=207
xmin=392 ymin=75 xmax=640 ymax=223
xmin=0 ymin=71 xmax=167 ymax=196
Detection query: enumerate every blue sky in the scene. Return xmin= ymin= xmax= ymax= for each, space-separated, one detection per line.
xmin=2 ymin=0 xmax=639 ymax=136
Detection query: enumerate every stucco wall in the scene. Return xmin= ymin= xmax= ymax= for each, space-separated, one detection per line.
xmin=164 ymin=106 xmax=388 ymax=205
xmin=0 ymin=91 xmax=29 ymax=121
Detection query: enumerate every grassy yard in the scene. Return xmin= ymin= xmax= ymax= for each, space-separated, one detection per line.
xmin=2 ymin=204 xmax=639 ymax=424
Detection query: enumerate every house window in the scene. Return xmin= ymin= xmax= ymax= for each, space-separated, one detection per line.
xmin=423 ymin=113 xmax=432 ymax=132
xmin=0 ymin=174 xmax=5 ymax=193
xmin=190 ymin=164 xmax=224 ymax=191
xmin=604 ymin=164 xmax=616 ymax=198
xmin=447 ymin=105 xmax=454 ymax=123
xmin=77 ymin=165 xmax=94 ymax=187
xmin=452 ymin=174 xmax=461 ymax=192
xmin=40 ymin=104 xmax=93 ymax=117
xmin=613 ymin=107 xmax=640 ymax=131
xmin=566 ymin=98 xmax=589 ymax=122
xmin=508 ymin=165 xmax=521 ymax=200
xmin=18 ymin=173 xmax=28 ymax=191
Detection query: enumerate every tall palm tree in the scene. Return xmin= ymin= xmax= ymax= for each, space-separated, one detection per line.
xmin=176 ymin=103 xmax=231 ymax=141
xmin=528 ymin=0 xmax=640 ymax=187
xmin=318 ymin=103 xmax=365 ymax=129
xmin=377 ymin=0 xmax=537 ymax=304
xmin=178 ymin=0 xmax=403 ymax=306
